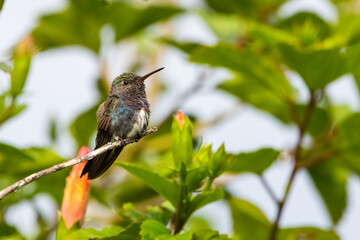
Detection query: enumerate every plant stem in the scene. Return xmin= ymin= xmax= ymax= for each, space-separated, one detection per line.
xmin=0 ymin=97 xmax=15 ymax=126
xmin=0 ymin=0 xmax=5 ymax=11
xmin=204 ymin=177 xmax=214 ymax=191
xmin=0 ymin=127 xmax=157 ymax=200
xmin=172 ymin=163 xmax=189 ymax=234
xmin=260 ymin=175 xmax=279 ymax=204
xmin=268 ymin=92 xmax=317 ymax=240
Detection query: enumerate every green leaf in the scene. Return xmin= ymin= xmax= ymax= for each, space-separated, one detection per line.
xmin=192 ymin=144 xmax=212 ymax=167
xmin=118 ymin=162 xmax=180 ymax=207
xmin=248 ymin=22 xmax=299 ymax=52
xmin=205 ymin=0 xmax=286 ymax=20
xmin=105 ymin=178 xmax=158 ymax=208
xmin=108 ymin=4 xmax=182 ymax=41
xmin=200 ymin=12 xmax=243 ymax=43
xmin=227 ymin=148 xmax=279 ymax=174
xmin=32 ymin=9 xmax=102 ymax=52
xmin=335 ymin=113 xmax=360 ymax=174
xmin=185 ymin=167 xmax=207 ymax=192
xmin=0 ymin=222 xmax=18 ymax=236
xmin=278 ymin=227 xmax=340 ymax=240
xmin=332 ymin=14 xmax=360 ymax=47
xmin=205 ymin=0 xmax=244 ymax=15
xmin=9 ymin=104 xmax=27 ymax=119
xmin=295 ymin=105 xmax=331 ymax=136
xmin=190 ymin=44 xmax=292 ymax=99
xmin=0 ymin=234 xmax=24 ymax=240
xmin=208 ymin=144 xmax=229 ymax=179
xmin=0 ymin=144 xmax=27 ymax=160
xmin=189 ymin=189 xmax=225 ymax=214
xmin=0 ymin=96 xmax=27 ymax=126
xmin=49 ymin=118 xmax=58 ymax=144
xmin=56 ymin=216 xmax=79 ymax=240
xmin=70 ymin=105 xmax=98 ymax=148
xmin=228 ymin=198 xmax=270 ymax=240
xmin=171 ymin=42 xmax=293 ymax=123
xmin=279 ymin=44 xmax=347 ymax=90
xmin=32 ymin=0 xmax=181 ymax=53
xmin=141 ymin=219 xmax=171 ymax=240
xmin=192 ymin=229 xmax=231 ymax=240
xmin=162 ymin=39 xmax=201 ymax=54
xmin=0 ymin=94 xmax=7 ymax=117
xmin=21 ymin=147 xmax=64 ymax=173
xmin=0 ymin=0 xmax=5 ymax=11
xmin=173 ymin=231 xmax=193 ymax=240
xmin=219 ymin=77 xmax=291 ymax=123
xmin=171 ymin=113 xmax=193 ymax=168
xmin=337 ymin=113 xmax=360 ymax=153
xmin=277 ymin=12 xmax=332 ymax=45
xmin=10 ymin=49 xmax=32 ymax=97
xmin=308 ymin=160 xmax=348 ymax=224
xmin=66 ymin=226 xmax=124 ymax=240
xmin=0 ymin=145 xmax=66 ymax=203
xmin=344 ymin=44 xmax=360 ymax=92
xmin=146 ymin=206 xmax=173 ymax=226
xmin=106 ymin=222 xmax=142 ymax=240
xmin=0 ymin=143 xmax=33 ymax=174
xmin=170 ymin=42 xmax=293 ymax=123
xmin=330 ymin=104 xmax=353 ymax=123
xmin=140 ymin=220 xmax=193 ymax=240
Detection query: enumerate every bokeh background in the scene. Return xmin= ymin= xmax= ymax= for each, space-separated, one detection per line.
xmin=1 ymin=0 xmax=360 ymax=239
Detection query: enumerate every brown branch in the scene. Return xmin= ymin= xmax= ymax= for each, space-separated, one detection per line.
xmin=300 ymin=149 xmax=336 ymax=168
xmin=0 ymin=127 xmax=158 ymax=201
xmin=268 ymin=92 xmax=317 ymax=240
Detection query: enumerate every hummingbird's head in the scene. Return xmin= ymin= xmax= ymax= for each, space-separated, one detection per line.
xmin=110 ymin=67 xmax=164 ymax=97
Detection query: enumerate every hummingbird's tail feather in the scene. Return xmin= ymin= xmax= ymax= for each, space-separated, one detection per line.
xmin=81 ymin=146 xmax=123 ymax=180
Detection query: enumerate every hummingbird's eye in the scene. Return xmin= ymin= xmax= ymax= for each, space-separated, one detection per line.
xmin=123 ymin=80 xmax=128 ymax=85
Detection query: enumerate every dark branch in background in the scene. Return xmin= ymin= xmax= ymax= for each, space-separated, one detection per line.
xmin=268 ymin=92 xmax=318 ymax=240
xmin=159 ymin=71 xmax=208 ymax=125
xmin=0 ymin=127 xmax=158 ymax=201
xmin=260 ymin=175 xmax=279 ymax=204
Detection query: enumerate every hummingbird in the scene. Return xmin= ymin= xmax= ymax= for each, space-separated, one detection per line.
xmin=81 ymin=67 xmax=164 ymax=180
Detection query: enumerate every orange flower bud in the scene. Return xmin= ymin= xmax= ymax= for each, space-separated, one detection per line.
xmin=61 ymin=147 xmax=91 ymax=229
xmin=175 ymin=110 xmax=186 ymax=130
xmin=16 ymin=35 xmax=36 ymax=56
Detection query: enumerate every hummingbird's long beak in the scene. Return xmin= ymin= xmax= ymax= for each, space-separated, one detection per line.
xmin=137 ymin=67 xmax=164 ymax=82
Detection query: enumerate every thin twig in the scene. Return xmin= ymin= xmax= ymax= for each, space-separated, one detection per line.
xmin=260 ymin=175 xmax=279 ymax=204
xmin=300 ymin=149 xmax=335 ymax=168
xmin=159 ymin=71 xmax=208 ymax=125
xmin=268 ymin=92 xmax=317 ymax=240
xmin=0 ymin=127 xmax=158 ymax=201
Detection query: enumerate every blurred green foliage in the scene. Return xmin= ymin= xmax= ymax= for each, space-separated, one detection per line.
xmin=2 ymin=0 xmax=360 ymax=239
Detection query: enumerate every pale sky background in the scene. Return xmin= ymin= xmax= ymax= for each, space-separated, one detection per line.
xmin=0 ymin=0 xmax=360 ymax=239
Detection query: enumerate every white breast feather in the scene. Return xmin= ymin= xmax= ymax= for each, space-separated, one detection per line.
xmin=127 ymin=108 xmax=149 ymax=138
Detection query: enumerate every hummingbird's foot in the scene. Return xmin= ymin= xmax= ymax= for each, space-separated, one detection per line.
xmin=114 ymin=136 xmax=123 ymax=142
xmin=114 ymin=136 xmax=125 ymax=145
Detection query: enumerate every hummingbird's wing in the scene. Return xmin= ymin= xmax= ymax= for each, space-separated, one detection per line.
xmin=81 ymin=98 xmax=123 ymax=179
